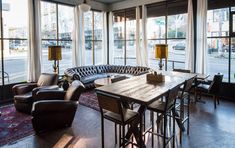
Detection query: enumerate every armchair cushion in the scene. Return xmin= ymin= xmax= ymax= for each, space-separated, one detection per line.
xmin=34 ymin=89 xmax=66 ymax=101
xmin=37 ymin=73 xmax=58 ymax=86
xmin=197 ymin=84 xmax=210 ymax=93
xmin=32 ymin=85 xmax=59 ymax=98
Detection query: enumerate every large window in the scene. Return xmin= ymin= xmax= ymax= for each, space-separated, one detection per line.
xmin=206 ymin=0 xmax=235 ymax=82
xmin=84 ymin=11 xmax=103 ymax=65
xmin=147 ymin=0 xmax=187 ymax=70
xmin=230 ymin=8 xmax=235 ymax=82
xmin=113 ymin=9 xmax=137 ymax=66
xmin=0 ymin=0 xmax=28 ymax=84
xmin=41 ymin=1 xmax=74 ymax=74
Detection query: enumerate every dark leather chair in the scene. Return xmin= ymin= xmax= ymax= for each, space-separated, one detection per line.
xmin=196 ymin=74 xmax=223 ymax=108
xmin=12 ymin=73 xmax=58 ymax=114
xmin=31 ymin=80 xmax=85 ymax=133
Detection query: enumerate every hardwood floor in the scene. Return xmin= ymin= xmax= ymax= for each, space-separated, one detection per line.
xmin=2 ymin=97 xmax=235 ymax=148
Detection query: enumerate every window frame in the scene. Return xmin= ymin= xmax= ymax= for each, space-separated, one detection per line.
xmin=84 ymin=10 xmax=103 ymax=65
xmin=0 ymin=0 xmax=29 ymax=85
xmin=113 ymin=8 xmax=136 ymax=65
xmin=147 ymin=13 xmax=187 ymax=70
xmin=40 ymin=1 xmax=74 ymax=73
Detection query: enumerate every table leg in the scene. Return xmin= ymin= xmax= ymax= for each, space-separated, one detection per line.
xmin=124 ymin=105 xmax=146 ymax=148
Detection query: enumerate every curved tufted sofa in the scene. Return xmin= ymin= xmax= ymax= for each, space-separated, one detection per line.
xmin=64 ymin=65 xmax=150 ymax=89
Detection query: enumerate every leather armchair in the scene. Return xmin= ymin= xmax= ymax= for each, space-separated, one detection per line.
xmin=12 ymin=73 xmax=58 ymax=95
xmin=13 ymin=73 xmax=58 ymax=114
xmin=31 ymin=80 xmax=85 ymax=133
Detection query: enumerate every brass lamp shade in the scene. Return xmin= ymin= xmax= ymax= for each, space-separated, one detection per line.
xmin=155 ymin=44 xmax=168 ymax=59
xmin=48 ymin=46 xmax=62 ymax=61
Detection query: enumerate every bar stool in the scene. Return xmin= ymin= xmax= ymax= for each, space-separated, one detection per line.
xmin=96 ymin=91 xmax=140 ymax=148
xmin=146 ymin=85 xmax=180 ymax=148
xmin=176 ymin=77 xmax=195 ymax=143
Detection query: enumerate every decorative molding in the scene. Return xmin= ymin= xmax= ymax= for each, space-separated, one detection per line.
xmin=108 ymin=0 xmax=165 ymax=11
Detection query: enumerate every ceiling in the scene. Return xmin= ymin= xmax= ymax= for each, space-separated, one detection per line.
xmin=94 ymin=0 xmax=127 ymax=4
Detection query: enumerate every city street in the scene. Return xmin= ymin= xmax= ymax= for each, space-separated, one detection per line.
xmin=1 ymin=49 xmax=235 ymax=84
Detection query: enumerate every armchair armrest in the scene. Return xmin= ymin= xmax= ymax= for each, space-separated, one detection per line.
xmin=34 ymin=89 xmax=66 ymax=101
xmin=32 ymin=100 xmax=78 ymax=115
xmin=12 ymin=83 xmax=37 ymax=95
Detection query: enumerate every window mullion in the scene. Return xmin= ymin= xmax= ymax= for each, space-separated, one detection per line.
xmin=56 ymin=4 xmax=59 ymax=45
xmin=92 ymin=11 xmax=95 ymax=65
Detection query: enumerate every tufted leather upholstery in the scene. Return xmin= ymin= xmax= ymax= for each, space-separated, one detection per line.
xmin=64 ymin=65 xmax=149 ymax=89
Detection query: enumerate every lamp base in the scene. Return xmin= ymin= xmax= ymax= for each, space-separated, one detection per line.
xmin=158 ymin=59 xmax=164 ymax=70
xmin=53 ymin=60 xmax=59 ymax=74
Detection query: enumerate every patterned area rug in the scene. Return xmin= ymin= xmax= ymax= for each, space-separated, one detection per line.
xmin=0 ymin=105 xmax=34 ymax=146
xmin=79 ymin=89 xmax=99 ymax=111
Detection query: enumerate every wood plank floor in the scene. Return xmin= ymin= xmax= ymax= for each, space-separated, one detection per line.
xmin=2 ymin=97 xmax=235 ymax=148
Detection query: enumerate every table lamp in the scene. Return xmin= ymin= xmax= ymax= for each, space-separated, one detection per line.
xmin=155 ymin=44 xmax=168 ymax=70
xmin=48 ymin=46 xmax=62 ymax=74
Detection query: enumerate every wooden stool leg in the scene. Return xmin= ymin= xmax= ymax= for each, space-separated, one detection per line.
xmin=173 ymin=110 xmax=176 ymax=148
xmin=151 ymin=111 xmax=154 ymax=148
xmin=213 ymin=95 xmax=217 ymax=109
xmin=187 ymin=95 xmax=190 ymax=135
xmin=163 ymin=114 xmax=167 ymax=148
xmin=115 ymin=123 xmax=117 ymax=144
xmin=122 ymin=125 xmax=125 ymax=148
xmin=101 ymin=117 xmax=104 ymax=148
xmin=119 ymin=125 xmax=121 ymax=148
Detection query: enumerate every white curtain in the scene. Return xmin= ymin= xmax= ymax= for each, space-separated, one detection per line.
xmin=136 ymin=6 xmax=148 ymax=67
xmin=27 ymin=0 xmax=41 ymax=82
xmin=72 ymin=6 xmax=85 ymax=66
xmin=141 ymin=5 xmax=148 ymax=67
xmin=136 ymin=6 xmax=141 ymax=66
xmin=102 ymin=12 xmax=108 ymax=64
xmin=185 ymin=0 xmax=194 ymax=72
xmin=196 ymin=0 xmax=207 ymax=74
xmin=108 ymin=12 xmax=114 ymax=65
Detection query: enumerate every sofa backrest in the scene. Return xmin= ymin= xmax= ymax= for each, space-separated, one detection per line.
xmin=96 ymin=65 xmax=110 ymax=73
xmin=127 ymin=66 xmax=150 ymax=76
xmin=64 ymin=66 xmax=98 ymax=80
xmin=64 ymin=65 xmax=150 ymax=80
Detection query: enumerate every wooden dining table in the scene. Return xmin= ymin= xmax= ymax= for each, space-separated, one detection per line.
xmin=95 ymin=71 xmax=196 ymax=147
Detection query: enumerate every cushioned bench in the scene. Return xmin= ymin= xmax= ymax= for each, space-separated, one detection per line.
xmin=64 ymin=65 xmax=150 ymax=89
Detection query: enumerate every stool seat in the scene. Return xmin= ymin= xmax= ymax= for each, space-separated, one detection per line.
xmin=147 ymin=100 xmax=165 ymax=113
xmin=196 ymin=84 xmax=210 ymax=92
xmin=104 ymin=109 xmax=139 ymax=125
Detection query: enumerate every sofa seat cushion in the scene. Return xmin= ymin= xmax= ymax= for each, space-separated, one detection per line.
xmin=80 ymin=74 xmax=108 ymax=84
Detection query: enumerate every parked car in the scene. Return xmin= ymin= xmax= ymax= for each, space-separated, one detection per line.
xmin=208 ymin=48 xmax=218 ymax=54
xmin=173 ymin=43 xmax=185 ymax=50
xmin=222 ymin=45 xmax=235 ymax=52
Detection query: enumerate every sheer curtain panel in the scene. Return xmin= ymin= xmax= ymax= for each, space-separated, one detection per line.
xmin=185 ymin=0 xmax=194 ymax=72
xmin=27 ymin=0 xmax=42 ymax=82
xmin=196 ymin=0 xmax=208 ymax=74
